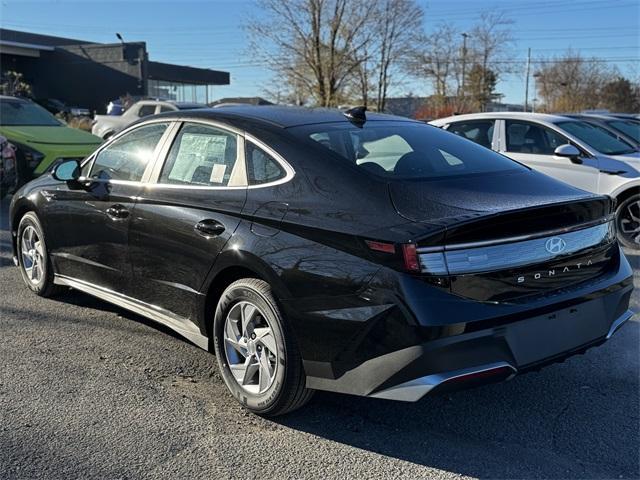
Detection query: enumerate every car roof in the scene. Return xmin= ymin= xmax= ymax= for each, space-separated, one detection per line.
xmin=149 ymin=105 xmax=417 ymax=129
xmin=0 ymin=95 xmax=30 ymax=102
xmin=430 ymin=111 xmax=576 ymax=125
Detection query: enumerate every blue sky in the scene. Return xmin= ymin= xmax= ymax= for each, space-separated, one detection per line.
xmin=1 ymin=0 xmax=638 ymax=104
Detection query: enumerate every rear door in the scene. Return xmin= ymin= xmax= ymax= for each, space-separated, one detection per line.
xmin=498 ymin=119 xmax=599 ymax=193
xmin=446 ymin=119 xmax=498 ymax=151
xmin=127 ymin=120 xmax=247 ymax=322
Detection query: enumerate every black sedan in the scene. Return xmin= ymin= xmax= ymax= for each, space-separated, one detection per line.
xmin=9 ymin=106 xmax=635 ymax=416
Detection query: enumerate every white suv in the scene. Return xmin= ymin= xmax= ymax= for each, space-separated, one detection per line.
xmin=431 ymin=112 xmax=640 ymax=248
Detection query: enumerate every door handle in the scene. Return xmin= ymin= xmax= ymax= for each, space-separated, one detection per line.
xmin=194 ymin=219 xmax=225 ymax=237
xmin=106 ymin=204 xmax=129 ymax=220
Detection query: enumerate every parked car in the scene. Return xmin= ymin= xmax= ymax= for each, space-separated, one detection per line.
xmin=35 ymin=98 xmax=91 ymax=119
xmin=91 ymin=99 xmax=207 ymax=140
xmin=564 ymin=114 xmax=640 ymax=147
xmin=0 ymin=96 xmax=102 ymax=186
xmin=430 ymin=112 xmax=640 ymax=248
xmin=0 ymin=135 xmax=18 ymax=199
xmin=10 ymin=106 xmax=634 ymax=416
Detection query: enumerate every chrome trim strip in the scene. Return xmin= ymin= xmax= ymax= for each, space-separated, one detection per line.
xmin=369 ymin=362 xmax=517 ymax=402
xmin=53 ymin=274 xmax=209 ymax=350
xmin=606 ymin=309 xmax=634 ymax=339
xmin=419 ymin=221 xmax=614 ymax=275
xmin=417 ymin=216 xmax=614 ymax=253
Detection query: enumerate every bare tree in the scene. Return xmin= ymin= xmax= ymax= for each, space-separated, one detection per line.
xmin=245 ymin=0 xmax=376 ymax=107
xmin=535 ymin=51 xmax=612 ymax=112
xmin=468 ymin=12 xmax=514 ymax=111
xmin=370 ymin=0 xmax=424 ymax=112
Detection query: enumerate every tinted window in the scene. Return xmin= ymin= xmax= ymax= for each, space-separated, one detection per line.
xmin=290 ymin=122 xmax=525 ymax=179
xmin=159 ymin=106 xmax=175 ymax=113
xmin=245 ymin=143 xmax=286 ymax=185
xmin=448 ymin=120 xmax=495 ymax=149
xmin=0 ymin=99 xmax=61 ymax=126
xmin=138 ymin=105 xmax=156 ymax=117
xmin=159 ymin=123 xmax=239 ymax=186
xmin=556 ymin=121 xmax=636 ymax=155
xmin=505 ymin=121 xmax=567 ymax=155
xmin=607 ymin=120 xmax=640 ymax=143
xmin=90 ymin=123 xmax=168 ymax=181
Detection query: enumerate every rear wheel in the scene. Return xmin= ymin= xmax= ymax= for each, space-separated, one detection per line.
xmin=616 ymin=193 xmax=640 ymax=249
xmin=213 ymin=278 xmax=313 ymax=416
xmin=17 ymin=212 xmax=64 ymax=297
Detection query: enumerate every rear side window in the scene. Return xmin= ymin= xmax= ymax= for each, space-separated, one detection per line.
xmin=607 ymin=120 xmax=640 ymax=143
xmin=290 ymin=122 xmax=524 ymax=179
xmin=138 ymin=105 xmax=156 ymax=117
xmin=505 ymin=121 xmax=567 ymax=155
xmin=448 ymin=120 xmax=495 ymax=149
xmin=90 ymin=122 xmax=168 ymax=182
xmin=245 ymin=142 xmax=286 ymax=185
xmin=159 ymin=123 xmax=239 ymax=186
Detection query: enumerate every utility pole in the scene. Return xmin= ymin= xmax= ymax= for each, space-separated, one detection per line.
xmin=524 ymin=47 xmax=531 ymax=112
xmin=461 ymin=33 xmax=469 ymax=98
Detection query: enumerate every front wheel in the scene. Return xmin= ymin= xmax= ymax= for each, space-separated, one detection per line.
xmin=17 ymin=212 xmax=64 ymax=297
xmin=616 ymin=193 xmax=640 ymax=249
xmin=213 ymin=278 xmax=313 ymax=416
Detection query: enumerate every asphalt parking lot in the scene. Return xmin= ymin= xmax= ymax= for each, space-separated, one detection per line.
xmin=0 ymin=196 xmax=638 ymax=480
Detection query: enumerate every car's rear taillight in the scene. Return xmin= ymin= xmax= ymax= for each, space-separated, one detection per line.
xmin=401 ymin=244 xmax=420 ymax=272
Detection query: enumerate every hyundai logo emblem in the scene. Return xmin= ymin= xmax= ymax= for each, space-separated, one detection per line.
xmin=545 ymin=237 xmax=567 ymax=254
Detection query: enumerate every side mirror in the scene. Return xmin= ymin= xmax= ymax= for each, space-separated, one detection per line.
xmin=52 ymin=158 xmax=81 ymax=182
xmin=554 ymin=144 xmax=582 ymax=163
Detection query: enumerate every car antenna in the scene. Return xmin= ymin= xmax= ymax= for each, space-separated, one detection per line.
xmin=343 ymin=106 xmax=367 ymax=125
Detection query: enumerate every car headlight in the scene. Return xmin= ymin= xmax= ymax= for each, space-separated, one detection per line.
xmin=12 ymin=142 xmax=45 ymax=171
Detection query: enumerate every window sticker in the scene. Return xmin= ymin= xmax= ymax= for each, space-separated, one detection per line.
xmin=167 ymin=133 xmax=229 ymax=183
xmin=209 ymin=163 xmax=227 ymax=183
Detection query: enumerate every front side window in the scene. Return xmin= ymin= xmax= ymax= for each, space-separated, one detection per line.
xmin=505 ymin=121 xmax=567 ymax=155
xmin=159 ymin=123 xmax=239 ymax=186
xmin=90 ymin=122 xmax=168 ymax=181
xmin=556 ymin=121 xmax=636 ymax=155
xmin=245 ymin=143 xmax=286 ymax=185
xmin=290 ymin=121 xmax=525 ymax=179
xmin=448 ymin=120 xmax=495 ymax=149
xmin=0 ymin=99 xmax=62 ymax=126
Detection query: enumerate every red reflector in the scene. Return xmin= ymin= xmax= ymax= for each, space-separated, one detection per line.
xmin=402 ymin=243 xmax=420 ymax=272
xmin=365 ymin=240 xmax=396 ymax=254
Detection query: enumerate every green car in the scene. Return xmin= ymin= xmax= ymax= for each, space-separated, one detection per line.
xmin=0 ymin=96 xmax=102 ymax=186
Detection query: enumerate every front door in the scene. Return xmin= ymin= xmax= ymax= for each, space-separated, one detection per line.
xmin=499 ymin=119 xmax=600 ymax=193
xmin=42 ymin=121 xmax=171 ymax=293
xmin=128 ymin=121 xmax=247 ymax=322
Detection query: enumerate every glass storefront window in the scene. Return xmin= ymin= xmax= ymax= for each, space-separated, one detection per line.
xmin=148 ymin=80 xmax=212 ymax=104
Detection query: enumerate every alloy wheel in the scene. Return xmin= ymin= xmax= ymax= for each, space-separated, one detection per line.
xmin=20 ymin=225 xmax=44 ymax=285
xmin=223 ymin=301 xmax=279 ymax=394
xmin=619 ymin=198 xmax=640 ymax=246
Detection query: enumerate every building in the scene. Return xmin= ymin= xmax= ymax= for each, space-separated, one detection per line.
xmin=0 ymin=28 xmax=230 ymax=113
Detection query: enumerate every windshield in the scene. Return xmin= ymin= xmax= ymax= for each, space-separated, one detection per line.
xmin=556 ymin=120 xmax=636 ymax=155
xmin=289 ymin=122 xmax=526 ymax=179
xmin=607 ymin=120 xmax=640 ymax=143
xmin=0 ymin=99 xmax=62 ymax=126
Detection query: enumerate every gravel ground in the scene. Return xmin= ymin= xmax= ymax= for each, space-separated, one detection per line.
xmin=0 ymin=197 xmax=638 ymax=480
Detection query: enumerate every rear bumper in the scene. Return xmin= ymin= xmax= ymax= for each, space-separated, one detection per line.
xmin=368 ymin=307 xmax=634 ymax=401
xmin=300 ymin=248 xmax=634 ymax=400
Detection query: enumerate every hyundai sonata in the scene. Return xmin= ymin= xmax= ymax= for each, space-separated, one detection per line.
xmin=10 ymin=106 xmax=634 ymax=415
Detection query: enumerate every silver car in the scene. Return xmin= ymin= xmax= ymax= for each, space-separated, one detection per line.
xmin=430 ymin=112 xmax=640 ymax=248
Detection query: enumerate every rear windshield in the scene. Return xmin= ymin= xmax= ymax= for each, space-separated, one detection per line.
xmin=607 ymin=120 xmax=640 ymax=143
xmin=288 ymin=122 xmax=525 ymax=179
xmin=0 ymin=99 xmax=62 ymax=126
xmin=556 ymin=120 xmax=636 ymax=155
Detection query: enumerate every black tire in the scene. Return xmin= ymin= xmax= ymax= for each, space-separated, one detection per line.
xmin=16 ymin=212 xmax=64 ymax=297
xmin=616 ymin=193 xmax=640 ymax=249
xmin=213 ymin=278 xmax=313 ymax=416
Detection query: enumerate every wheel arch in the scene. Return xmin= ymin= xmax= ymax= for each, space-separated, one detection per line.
xmin=613 ymin=184 xmax=640 ymax=207
xmin=201 ymin=249 xmax=292 ymax=340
